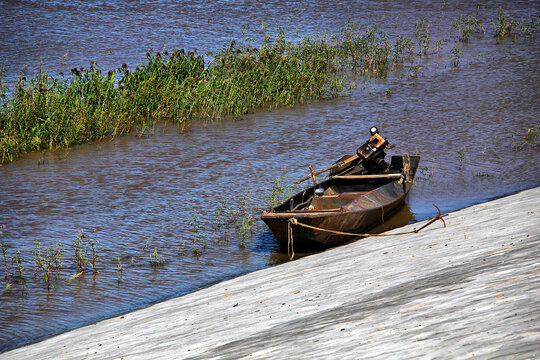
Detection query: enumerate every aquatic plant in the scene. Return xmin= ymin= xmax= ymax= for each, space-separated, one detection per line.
xmin=523 ymin=126 xmax=539 ymax=147
xmin=408 ymin=64 xmax=423 ymax=79
xmin=29 ymin=242 xmax=65 ymax=291
xmin=418 ymin=166 xmax=431 ymax=180
xmin=11 ymin=250 xmax=28 ymax=296
xmin=475 ymin=167 xmax=492 ymax=177
xmin=117 ymin=257 xmax=122 ymax=272
xmin=450 ymin=46 xmax=462 ymax=67
xmin=149 ymin=248 xmax=164 ymax=267
xmin=1 ymin=241 xmax=10 ymax=281
xmin=190 ymin=213 xmax=204 ymax=256
xmin=212 ymin=198 xmax=232 ymax=229
xmin=239 ymin=214 xmax=255 ymax=248
xmin=433 ymin=39 xmax=446 ymax=55
xmin=207 ymin=189 xmax=263 ymax=247
xmin=177 ymin=240 xmax=187 ymax=256
xmin=392 ymin=35 xmax=412 ymax=67
xmin=453 ymin=13 xmax=485 ymax=42
xmin=86 ymin=236 xmax=99 ymax=275
xmin=11 ymin=250 xmax=25 ymax=282
xmin=40 ymin=256 xmax=54 ymax=291
xmin=417 ymin=155 xmax=437 ymax=182
xmin=414 ymin=18 xmax=431 ymax=55
xmin=0 ymin=12 xmax=538 ymax=164
xmin=68 ymin=230 xmax=99 ymax=275
xmin=116 ymin=256 xmax=123 ymax=283
xmin=493 ymin=9 xmax=538 ymax=40
xmin=494 ymin=9 xmax=519 ymax=39
xmin=72 ymin=231 xmax=88 ymax=273
xmin=518 ymin=18 xmax=539 ymax=37
xmin=266 ymin=176 xmax=299 ymax=209
xmin=457 ymin=147 xmax=466 ymax=169
xmin=514 ymin=125 xmax=539 ymax=150
xmin=31 ymin=241 xmax=44 ymax=279
xmin=47 ymin=242 xmax=65 ymax=276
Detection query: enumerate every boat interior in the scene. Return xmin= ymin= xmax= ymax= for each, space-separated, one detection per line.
xmin=275 ymin=177 xmax=396 ymax=213
xmin=272 ymin=155 xmax=419 ymax=213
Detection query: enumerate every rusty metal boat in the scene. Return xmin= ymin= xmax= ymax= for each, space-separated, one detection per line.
xmin=261 ymin=128 xmax=420 ymax=249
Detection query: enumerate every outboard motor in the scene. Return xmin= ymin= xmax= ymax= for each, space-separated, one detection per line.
xmin=356 ymin=126 xmax=389 ymax=173
xmin=327 ymin=126 xmax=390 ymax=177
xmin=299 ymin=126 xmax=392 ymax=183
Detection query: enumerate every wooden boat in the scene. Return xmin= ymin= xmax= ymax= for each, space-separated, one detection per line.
xmin=261 ymin=154 xmax=420 ymax=249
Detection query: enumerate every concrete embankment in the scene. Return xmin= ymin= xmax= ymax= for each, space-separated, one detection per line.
xmin=2 ymin=187 xmax=539 ymax=359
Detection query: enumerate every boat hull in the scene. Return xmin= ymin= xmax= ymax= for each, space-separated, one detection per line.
xmin=261 ymin=155 xmax=419 ymax=249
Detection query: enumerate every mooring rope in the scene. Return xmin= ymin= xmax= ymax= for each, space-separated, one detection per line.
xmin=286 ymin=204 xmax=447 ymax=260
xmin=287 ymin=220 xmax=295 ymax=260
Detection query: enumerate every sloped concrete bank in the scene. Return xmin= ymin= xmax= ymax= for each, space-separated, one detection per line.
xmin=2 ymin=187 xmax=539 ymax=359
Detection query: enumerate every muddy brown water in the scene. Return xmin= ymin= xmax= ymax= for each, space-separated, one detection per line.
xmin=0 ymin=0 xmax=539 ymax=352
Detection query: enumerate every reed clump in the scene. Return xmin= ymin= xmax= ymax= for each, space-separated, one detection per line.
xmin=0 ymin=23 xmax=420 ymax=163
xmin=0 ymin=12 xmax=538 ymax=163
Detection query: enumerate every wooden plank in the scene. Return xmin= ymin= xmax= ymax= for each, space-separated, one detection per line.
xmin=2 ymin=187 xmax=539 ymax=359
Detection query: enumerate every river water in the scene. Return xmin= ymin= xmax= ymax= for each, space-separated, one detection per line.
xmin=0 ymin=0 xmax=539 ymax=352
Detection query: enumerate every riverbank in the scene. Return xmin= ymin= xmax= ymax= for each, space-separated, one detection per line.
xmin=1 ymin=186 xmax=538 ymax=359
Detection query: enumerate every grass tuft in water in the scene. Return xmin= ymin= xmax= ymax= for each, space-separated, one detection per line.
xmin=72 ymin=231 xmax=87 ymax=273
xmin=494 ymin=9 xmax=538 ymax=40
xmin=265 ymin=176 xmax=299 ymax=210
xmin=453 ymin=13 xmax=485 ymax=42
xmin=116 ymin=256 xmax=123 ymax=283
xmin=1 ymin=240 xmax=10 ymax=282
xmin=414 ymin=18 xmax=431 ymax=55
xmin=457 ymin=147 xmax=467 ymax=170
xmin=12 ymin=250 xmax=25 ymax=282
xmin=450 ymin=46 xmax=463 ymax=67
xmin=513 ymin=125 xmax=539 ymax=151
xmin=149 ymin=248 xmax=165 ymax=267
xmin=190 ymin=213 xmax=204 ymax=256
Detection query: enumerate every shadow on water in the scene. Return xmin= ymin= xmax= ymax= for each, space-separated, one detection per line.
xmin=367 ymin=202 xmax=416 ymax=234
